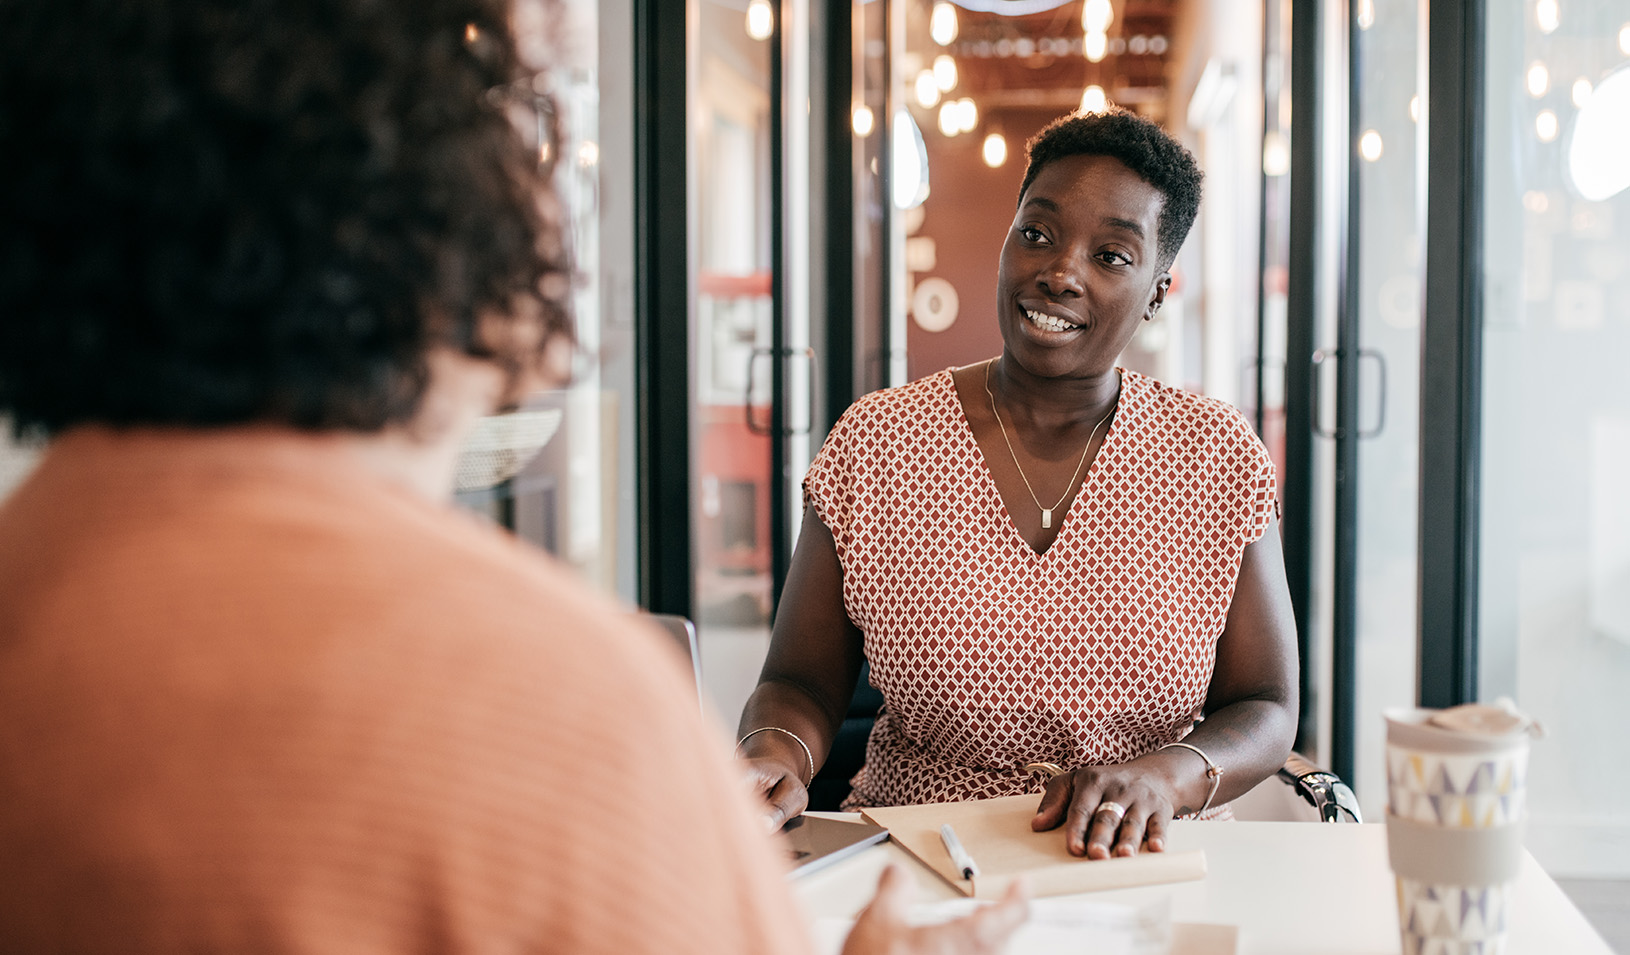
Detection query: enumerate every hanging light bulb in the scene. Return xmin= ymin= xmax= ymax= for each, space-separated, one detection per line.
xmin=1079 ymin=85 xmax=1107 ymax=114
xmin=930 ymin=2 xmax=958 ymax=46
xmin=1571 ymin=77 xmax=1592 ymax=108
xmin=1526 ymin=61 xmax=1549 ymax=98
xmin=1081 ymin=0 xmax=1113 ymax=33
xmin=1359 ymin=129 xmax=1384 ymax=162
xmin=933 ymin=54 xmax=958 ymax=93
xmin=1535 ymin=0 xmax=1559 ymax=34
xmin=938 ymin=100 xmax=960 ymax=137
xmin=915 ymin=69 xmax=941 ymax=108
xmin=955 ymin=97 xmax=978 ymax=133
xmin=982 ymin=132 xmax=1008 ymax=168
xmin=852 ymin=104 xmax=875 ymax=137
xmin=745 ymin=0 xmax=773 ymax=41
xmin=1084 ymin=30 xmax=1108 ymax=63
xmin=1535 ymin=109 xmax=1558 ymax=142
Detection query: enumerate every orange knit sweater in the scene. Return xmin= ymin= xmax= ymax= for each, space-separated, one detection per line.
xmin=0 ymin=427 xmax=810 ymax=954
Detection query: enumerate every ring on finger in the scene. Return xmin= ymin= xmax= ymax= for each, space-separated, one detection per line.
xmin=1094 ymin=800 xmax=1128 ymax=823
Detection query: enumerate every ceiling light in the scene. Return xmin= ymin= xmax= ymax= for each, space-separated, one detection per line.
xmin=1081 ymin=0 xmax=1113 ymax=33
xmin=982 ymin=132 xmax=1008 ymax=168
xmin=938 ymin=101 xmax=960 ymax=136
xmin=1534 ymin=0 xmax=1558 ymax=34
xmin=1526 ymin=61 xmax=1549 ymax=98
xmin=955 ymin=98 xmax=978 ymax=133
xmin=915 ymin=70 xmax=941 ymax=109
xmin=1359 ymin=129 xmax=1383 ymax=162
xmin=1262 ymin=130 xmax=1290 ymax=177
xmin=745 ymin=0 xmax=773 ymax=41
xmin=1084 ymin=30 xmax=1107 ymax=63
xmin=852 ymin=104 xmax=875 ymax=137
xmin=1080 ymin=85 xmax=1107 ymax=114
xmin=1571 ymin=78 xmax=1592 ymax=108
xmin=933 ymin=55 xmax=958 ymax=92
xmin=1535 ymin=109 xmax=1558 ymax=143
xmin=930 ymin=2 xmax=958 ymax=46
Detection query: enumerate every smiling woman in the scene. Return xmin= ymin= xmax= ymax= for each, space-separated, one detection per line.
xmin=738 ymin=107 xmax=1300 ymax=863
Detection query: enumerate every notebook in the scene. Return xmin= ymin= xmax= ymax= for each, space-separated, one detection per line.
xmin=861 ymin=794 xmax=1207 ymax=899
xmin=782 ymin=814 xmax=891 ymax=877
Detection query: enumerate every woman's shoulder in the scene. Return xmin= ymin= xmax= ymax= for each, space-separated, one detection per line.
xmin=831 ymin=368 xmax=958 ymax=431
xmin=1123 ymin=369 xmax=1256 ymax=435
xmin=1120 ymin=369 xmax=1265 ymax=462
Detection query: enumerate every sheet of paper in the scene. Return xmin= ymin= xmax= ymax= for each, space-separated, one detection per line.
xmin=862 ymin=795 xmax=1207 ymax=899
xmin=811 ymin=896 xmax=1171 ymax=955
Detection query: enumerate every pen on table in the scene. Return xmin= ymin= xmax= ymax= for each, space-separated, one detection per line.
xmin=939 ymin=823 xmax=980 ymax=880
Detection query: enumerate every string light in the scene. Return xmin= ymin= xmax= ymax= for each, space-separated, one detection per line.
xmin=915 ymin=70 xmax=941 ymax=109
xmin=746 ymin=0 xmax=773 ymax=41
xmin=982 ymin=132 xmax=1008 ymax=168
xmin=1359 ymin=129 xmax=1383 ymax=162
xmin=1084 ymin=31 xmax=1107 ymax=63
xmin=1535 ymin=109 xmax=1558 ymax=143
xmin=1572 ymin=78 xmax=1592 ymax=109
xmin=1081 ymin=0 xmax=1113 ymax=33
xmin=852 ymin=105 xmax=875 ymax=137
xmin=933 ymin=55 xmax=958 ymax=93
xmin=1535 ymin=0 xmax=1559 ymax=34
xmin=930 ymin=2 xmax=958 ymax=46
xmin=1526 ymin=61 xmax=1549 ymax=98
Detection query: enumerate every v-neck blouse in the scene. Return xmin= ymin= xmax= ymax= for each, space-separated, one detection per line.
xmin=804 ymin=368 xmax=1277 ymax=810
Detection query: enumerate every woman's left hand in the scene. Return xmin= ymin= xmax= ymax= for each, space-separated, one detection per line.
xmin=1028 ymin=760 xmax=1178 ymax=859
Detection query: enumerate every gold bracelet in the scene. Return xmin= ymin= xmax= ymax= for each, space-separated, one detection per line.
xmin=1159 ymin=741 xmax=1224 ymax=815
xmin=737 ymin=726 xmax=815 ymax=786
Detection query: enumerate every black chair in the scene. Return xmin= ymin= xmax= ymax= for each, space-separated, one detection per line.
xmin=808 ymin=663 xmax=1362 ymax=822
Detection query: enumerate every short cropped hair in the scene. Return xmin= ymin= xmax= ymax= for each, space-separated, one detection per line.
xmin=0 ymin=0 xmax=570 ymax=436
xmin=1018 ymin=108 xmax=1203 ymax=269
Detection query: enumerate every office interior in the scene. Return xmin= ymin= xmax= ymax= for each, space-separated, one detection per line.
xmin=1 ymin=0 xmax=1625 ymax=928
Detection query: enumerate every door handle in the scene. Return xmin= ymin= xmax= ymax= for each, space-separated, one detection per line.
xmin=1310 ymin=348 xmax=1387 ymax=440
xmin=745 ymin=346 xmax=818 ymax=436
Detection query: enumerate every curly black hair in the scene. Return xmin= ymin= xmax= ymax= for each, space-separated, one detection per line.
xmin=1018 ymin=107 xmax=1203 ymax=269
xmin=0 ymin=0 xmax=571 ymax=436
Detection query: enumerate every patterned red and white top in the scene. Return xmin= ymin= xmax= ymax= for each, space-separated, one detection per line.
xmin=804 ymin=368 xmax=1277 ymax=812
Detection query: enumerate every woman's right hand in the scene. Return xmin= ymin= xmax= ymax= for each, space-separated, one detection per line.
xmin=740 ymin=754 xmax=810 ymax=832
xmin=841 ymin=865 xmax=1029 ymax=955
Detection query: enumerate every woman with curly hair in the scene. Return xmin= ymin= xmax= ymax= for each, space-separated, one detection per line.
xmin=0 ymin=1 xmax=1026 ymax=952
xmin=740 ymin=108 xmax=1300 ymax=860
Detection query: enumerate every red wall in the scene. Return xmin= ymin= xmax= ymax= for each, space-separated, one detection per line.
xmin=906 ymin=107 xmax=1066 ymax=382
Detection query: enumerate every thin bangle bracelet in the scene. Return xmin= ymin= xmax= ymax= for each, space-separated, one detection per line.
xmin=1159 ymin=741 xmax=1224 ymax=815
xmin=737 ymin=726 xmax=815 ymax=787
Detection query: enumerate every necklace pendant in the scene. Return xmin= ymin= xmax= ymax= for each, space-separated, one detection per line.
xmin=1041 ymin=508 xmax=1053 ymax=529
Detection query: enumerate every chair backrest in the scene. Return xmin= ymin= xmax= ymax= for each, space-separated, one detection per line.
xmin=644 ymin=613 xmax=702 ymax=703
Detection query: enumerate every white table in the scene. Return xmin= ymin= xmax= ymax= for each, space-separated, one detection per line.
xmin=793 ymin=818 xmax=1612 ymax=954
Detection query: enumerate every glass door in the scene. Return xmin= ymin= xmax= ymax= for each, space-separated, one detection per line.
xmin=689 ymin=0 xmax=829 ymax=725
xmin=454 ymin=0 xmax=639 ymax=602
xmin=1476 ymin=1 xmax=1630 ymax=880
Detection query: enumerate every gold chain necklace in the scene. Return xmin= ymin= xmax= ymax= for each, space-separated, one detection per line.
xmin=982 ymin=358 xmax=1114 ymax=530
